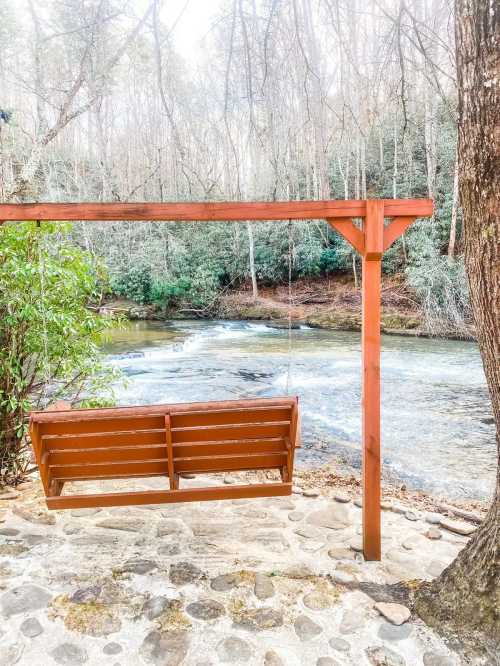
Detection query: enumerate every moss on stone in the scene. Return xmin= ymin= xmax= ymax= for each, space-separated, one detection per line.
xmin=0 ymin=544 xmax=29 ymax=556
xmin=156 ymin=601 xmax=192 ymax=632
xmin=49 ymin=595 xmax=121 ymax=637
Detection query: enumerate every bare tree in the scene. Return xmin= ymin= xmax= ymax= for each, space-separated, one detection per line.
xmin=5 ymin=1 xmax=154 ymax=201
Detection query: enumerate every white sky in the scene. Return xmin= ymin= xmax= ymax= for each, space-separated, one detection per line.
xmin=159 ymin=0 xmax=222 ymax=63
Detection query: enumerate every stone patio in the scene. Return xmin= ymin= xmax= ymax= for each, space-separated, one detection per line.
xmin=0 ymin=475 xmax=476 ymax=665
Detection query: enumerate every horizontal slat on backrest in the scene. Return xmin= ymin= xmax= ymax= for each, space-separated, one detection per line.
xmin=172 ymin=438 xmax=286 ymax=459
xmin=49 ymin=445 xmax=167 ymax=466
xmin=170 ymin=406 xmax=292 ymax=429
xmin=31 ymin=397 xmax=296 ymax=424
xmin=171 ymin=422 xmax=290 ymax=443
xmin=175 ymin=452 xmax=286 ymax=473
xmin=50 ymin=460 xmax=168 ymax=480
xmin=43 ymin=430 xmax=165 ymax=451
xmin=39 ymin=415 xmax=165 ymax=437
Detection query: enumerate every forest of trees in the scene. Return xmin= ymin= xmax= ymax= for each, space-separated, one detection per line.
xmin=0 ymin=0 xmax=468 ymax=335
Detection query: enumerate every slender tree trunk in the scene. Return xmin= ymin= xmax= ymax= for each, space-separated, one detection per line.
xmin=447 ymin=146 xmax=460 ymax=258
xmin=415 ymin=2 xmax=500 ymax=658
xmin=246 ymin=221 xmax=258 ymax=300
xmin=392 ymin=120 xmax=398 ymax=199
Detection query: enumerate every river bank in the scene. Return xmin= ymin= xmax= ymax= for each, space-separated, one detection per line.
xmin=99 ymin=275 xmax=476 ymax=341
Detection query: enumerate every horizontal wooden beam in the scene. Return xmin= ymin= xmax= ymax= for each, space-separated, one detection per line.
xmin=30 ymin=396 xmax=297 ymax=423
xmin=0 ymin=199 xmax=433 ymax=222
xmin=45 ymin=482 xmax=292 ymax=510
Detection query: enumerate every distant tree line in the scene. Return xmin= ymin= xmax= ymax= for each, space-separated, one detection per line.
xmin=0 ymin=0 xmax=467 ymax=334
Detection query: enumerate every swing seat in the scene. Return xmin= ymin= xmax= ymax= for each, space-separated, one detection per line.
xmin=29 ymin=397 xmax=300 ymax=510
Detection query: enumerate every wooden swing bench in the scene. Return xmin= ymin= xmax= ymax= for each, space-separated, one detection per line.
xmin=29 ymin=396 xmax=299 ymax=510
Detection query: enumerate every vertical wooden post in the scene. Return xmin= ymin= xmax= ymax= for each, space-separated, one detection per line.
xmin=361 ymin=200 xmax=384 ymax=560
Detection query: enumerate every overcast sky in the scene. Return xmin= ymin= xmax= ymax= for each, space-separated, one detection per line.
xmin=159 ymin=0 xmax=222 ymax=63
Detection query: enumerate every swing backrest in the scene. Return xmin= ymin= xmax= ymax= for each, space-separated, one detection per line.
xmin=30 ymin=396 xmax=299 ymax=509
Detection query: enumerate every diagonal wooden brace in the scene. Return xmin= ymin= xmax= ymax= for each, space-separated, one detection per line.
xmin=383 ymin=216 xmax=417 ymax=251
xmin=326 ymin=218 xmax=365 ymax=255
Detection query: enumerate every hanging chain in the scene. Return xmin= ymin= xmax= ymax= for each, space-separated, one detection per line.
xmin=285 ymin=219 xmax=293 ymax=394
xmin=37 ymin=221 xmax=51 ymax=406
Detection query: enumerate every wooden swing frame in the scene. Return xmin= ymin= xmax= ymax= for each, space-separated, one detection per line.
xmin=0 ymin=198 xmax=433 ymax=560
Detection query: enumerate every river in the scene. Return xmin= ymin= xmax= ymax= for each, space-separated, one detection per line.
xmin=102 ymin=320 xmax=496 ymax=501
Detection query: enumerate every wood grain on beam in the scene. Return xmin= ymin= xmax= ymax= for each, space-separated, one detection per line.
xmin=0 ymin=199 xmax=433 ymax=222
xmin=45 ymin=483 xmax=292 ymax=510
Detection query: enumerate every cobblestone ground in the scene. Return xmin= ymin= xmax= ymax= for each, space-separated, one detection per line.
xmin=0 ymin=475 xmax=477 ymax=666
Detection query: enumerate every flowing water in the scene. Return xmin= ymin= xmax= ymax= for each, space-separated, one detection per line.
xmin=102 ymin=320 xmax=496 ymax=501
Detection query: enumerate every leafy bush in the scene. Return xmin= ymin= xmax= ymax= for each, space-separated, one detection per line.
xmin=407 ymin=251 xmax=471 ymax=337
xmin=111 ymin=264 xmax=152 ymax=304
xmin=0 ymin=222 xmax=118 ymax=484
xmin=319 ymin=247 xmax=340 ymax=274
xmin=189 ymin=266 xmax=221 ymax=308
xmin=150 ymin=278 xmax=192 ymax=308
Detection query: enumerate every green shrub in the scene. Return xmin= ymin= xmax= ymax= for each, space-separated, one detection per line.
xmin=111 ymin=264 xmax=152 ymax=304
xmin=407 ymin=250 xmax=471 ymax=336
xmin=0 ymin=221 xmax=118 ymax=484
xmin=150 ymin=278 xmax=192 ymax=308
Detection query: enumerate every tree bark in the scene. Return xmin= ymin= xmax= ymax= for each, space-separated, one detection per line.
xmin=415 ymin=1 xmax=500 ymax=657
xmin=447 ymin=146 xmax=460 ymax=257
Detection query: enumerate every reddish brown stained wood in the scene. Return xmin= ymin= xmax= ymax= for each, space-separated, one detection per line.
xmin=50 ymin=460 xmax=170 ymax=480
xmin=327 ymin=218 xmax=365 ymax=255
xmin=29 ymin=420 xmax=49 ymax=495
xmin=364 ymin=200 xmax=385 ymax=260
xmin=0 ymin=199 xmax=433 ymax=222
xmin=174 ymin=452 xmax=287 ymax=473
xmin=289 ymin=401 xmax=299 ymax=466
xmin=48 ymin=439 xmax=287 ymax=465
xmin=383 ymin=216 xmax=417 ymax=251
xmin=173 ymin=438 xmax=287 ymax=458
xmin=170 ymin=406 xmax=292 ymax=428
xmin=361 ymin=200 xmax=384 ymax=561
xmin=49 ymin=445 xmax=168 ymax=466
xmin=45 ymin=483 xmax=292 ymax=510
xmin=170 ymin=422 xmax=290 ymax=443
xmin=31 ymin=396 xmax=296 ymax=422
xmin=32 ymin=397 xmax=299 ymax=510
xmin=39 ymin=415 xmax=165 ymax=436
xmin=165 ymin=414 xmax=177 ymax=490
xmin=45 ymin=430 xmax=166 ymax=451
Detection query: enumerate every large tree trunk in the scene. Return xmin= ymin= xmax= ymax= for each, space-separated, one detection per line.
xmin=415 ymin=0 xmax=499 ymax=657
